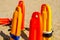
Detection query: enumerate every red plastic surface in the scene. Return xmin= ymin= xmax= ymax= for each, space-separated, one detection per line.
xmin=0 ymin=18 xmax=11 ymax=25
xmin=18 ymin=1 xmax=25 ymax=30
xmin=29 ymin=12 xmax=43 ymax=40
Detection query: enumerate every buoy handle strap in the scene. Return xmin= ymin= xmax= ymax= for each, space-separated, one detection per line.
xmin=32 ymin=12 xmax=40 ymax=19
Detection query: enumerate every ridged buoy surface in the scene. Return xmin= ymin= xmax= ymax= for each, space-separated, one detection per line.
xmin=41 ymin=4 xmax=52 ymax=40
xmin=10 ymin=6 xmax=22 ymax=40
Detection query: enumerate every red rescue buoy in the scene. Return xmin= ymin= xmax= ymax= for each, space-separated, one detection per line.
xmin=0 ymin=18 xmax=11 ymax=25
xmin=29 ymin=12 xmax=43 ymax=40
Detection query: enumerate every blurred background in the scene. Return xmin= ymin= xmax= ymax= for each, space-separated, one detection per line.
xmin=0 ymin=0 xmax=60 ymax=40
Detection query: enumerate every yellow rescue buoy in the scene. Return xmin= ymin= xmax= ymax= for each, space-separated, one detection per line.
xmin=41 ymin=4 xmax=52 ymax=40
xmin=10 ymin=6 xmax=22 ymax=40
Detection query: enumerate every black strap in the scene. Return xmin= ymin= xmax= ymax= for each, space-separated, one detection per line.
xmin=43 ymin=31 xmax=53 ymax=38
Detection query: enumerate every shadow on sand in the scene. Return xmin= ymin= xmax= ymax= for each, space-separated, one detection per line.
xmin=0 ymin=31 xmax=10 ymax=40
xmin=0 ymin=28 xmax=29 ymax=40
xmin=21 ymin=30 xmax=28 ymax=40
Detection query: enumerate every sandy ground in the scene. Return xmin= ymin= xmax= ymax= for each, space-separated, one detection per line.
xmin=0 ymin=0 xmax=60 ymax=40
